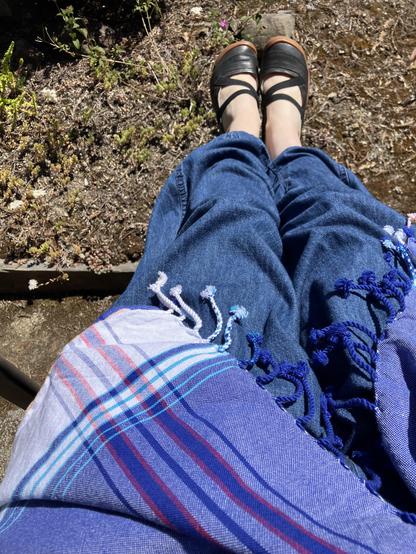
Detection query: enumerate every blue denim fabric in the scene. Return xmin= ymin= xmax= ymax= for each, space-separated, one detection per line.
xmin=112 ymin=132 xmax=405 ymax=450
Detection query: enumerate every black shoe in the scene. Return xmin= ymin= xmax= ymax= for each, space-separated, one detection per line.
xmin=260 ymin=36 xmax=309 ymax=131
xmin=210 ymin=40 xmax=259 ymax=132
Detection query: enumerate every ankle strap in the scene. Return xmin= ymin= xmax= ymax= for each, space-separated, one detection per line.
xmin=215 ymin=78 xmax=259 ymax=123
xmin=262 ymin=76 xmax=305 ymax=121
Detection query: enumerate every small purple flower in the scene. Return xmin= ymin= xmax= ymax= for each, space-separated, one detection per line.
xmin=219 ymin=18 xmax=229 ymax=30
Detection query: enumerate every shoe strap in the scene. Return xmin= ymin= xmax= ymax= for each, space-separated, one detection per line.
xmin=215 ymin=77 xmax=259 ymax=123
xmin=264 ymin=93 xmax=304 ymax=120
xmin=262 ymin=76 xmax=305 ymax=120
xmin=263 ymin=75 xmax=303 ymax=95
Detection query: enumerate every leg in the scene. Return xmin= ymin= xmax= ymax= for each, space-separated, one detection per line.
xmin=258 ymin=37 xmax=406 ymax=443
xmin=263 ymin=73 xmax=303 ymax=157
xmin=260 ymin=37 xmax=308 ymax=158
xmin=111 ymin=131 xmax=325 ymax=437
xmin=217 ymin=73 xmax=260 ymax=136
xmin=260 ymin=37 xmax=415 ymax=508
xmin=272 ymin=147 xmax=405 ymax=367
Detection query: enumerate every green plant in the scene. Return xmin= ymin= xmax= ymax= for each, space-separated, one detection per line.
xmin=136 ymin=58 xmax=149 ymax=79
xmin=161 ymin=102 xmax=207 ymax=146
xmin=134 ymin=0 xmax=162 ymax=34
xmin=45 ymin=5 xmax=121 ymax=89
xmin=114 ymin=126 xmax=136 ymax=148
xmin=133 ymin=148 xmax=151 ymax=165
xmin=81 ymin=106 xmax=93 ymax=125
xmin=182 ymin=48 xmax=200 ymax=82
xmin=55 ymin=4 xmax=88 ymax=53
xmin=0 ymin=167 xmax=25 ymax=200
xmin=43 ymin=118 xmax=68 ymax=164
xmin=152 ymin=61 xmax=179 ymax=93
xmin=209 ymin=12 xmax=235 ymax=48
xmin=88 ymin=45 xmax=121 ymax=89
xmin=138 ymin=125 xmax=156 ymax=144
xmin=28 ymin=241 xmax=50 ymax=257
xmin=132 ymin=125 xmax=157 ymax=165
xmin=32 ymin=142 xmax=47 ymax=165
xmin=67 ymin=188 xmax=82 ymax=211
xmin=0 ymin=42 xmax=36 ymax=124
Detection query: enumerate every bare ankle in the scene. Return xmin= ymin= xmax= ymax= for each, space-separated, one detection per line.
xmin=265 ymin=119 xmax=302 ymax=159
xmin=262 ymin=74 xmax=303 ymax=157
xmin=218 ymin=73 xmax=260 ymax=136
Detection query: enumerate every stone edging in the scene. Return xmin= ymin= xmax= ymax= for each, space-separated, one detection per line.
xmin=0 ymin=260 xmax=138 ymax=297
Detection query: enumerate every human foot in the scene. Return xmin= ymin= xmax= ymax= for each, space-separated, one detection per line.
xmin=210 ymin=41 xmax=260 ymax=136
xmin=262 ymin=72 xmax=303 ymax=157
xmin=259 ymin=37 xmax=309 ymax=158
xmin=218 ymin=73 xmax=260 ymax=134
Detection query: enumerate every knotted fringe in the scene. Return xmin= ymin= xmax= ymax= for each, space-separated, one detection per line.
xmin=148 ymin=273 xmax=247 ymax=352
xmin=170 ymin=285 xmax=202 ymax=331
xmin=239 ymin=332 xmax=263 ymax=371
xmin=148 ymin=272 xmax=184 ymax=317
xmin=317 ymin=392 xmax=344 ymax=455
xmin=351 ymin=450 xmax=382 ymax=493
xmin=315 ymin=389 xmax=377 ymax=460
xmin=218 ymin=306 xmax=248 ymax=352
xmin=309 ymin=246 xmax=414 ymax=454
xmin=239 ymin=333 xmax=315 ymax=428
xmin=309 ymin=230 xmax=415 ymax=390
xmin=200 ymin=286 xmax=223 ymax=341
xmin=306 ymin=223 xmax=416 ymax=521
xmin=310 ymin=318 xmax=379 ymax=382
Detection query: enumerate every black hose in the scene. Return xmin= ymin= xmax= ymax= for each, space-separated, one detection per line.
xmin=0 ymin=354 xmax=40 ymax=410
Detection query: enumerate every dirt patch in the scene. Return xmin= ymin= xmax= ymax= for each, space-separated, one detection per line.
xmin=0 ymin=0 xmax=415 ymax=271
xmin=0 ymin=295 xmax=114 ymax=480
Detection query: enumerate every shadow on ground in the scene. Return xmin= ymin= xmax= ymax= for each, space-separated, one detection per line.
xmin=0 ymin=0 xmax=164 ymax=67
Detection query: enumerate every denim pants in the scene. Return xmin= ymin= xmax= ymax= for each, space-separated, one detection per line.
xmin=112 ymin=132 xmax=408 ymax=498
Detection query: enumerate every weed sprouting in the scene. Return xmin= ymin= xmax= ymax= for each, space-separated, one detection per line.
xmin=0 ymin=42 xmax=36 ymax=125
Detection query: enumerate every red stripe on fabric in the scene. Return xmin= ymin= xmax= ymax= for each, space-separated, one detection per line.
xmin=56 ymin=350 xmax=216 ymax=542
xmin=122 ymin=433 xmax=215 ymax=542
xmin=80 ymin=325 xmax=105 ymax=347
xmin=104 ymin=440 xmax=172 ymax=527
xmin=87 ymin=325 xmax=342 ymax=553
xmin=154 ymin=414 xmax=308 ymax=553
xmin=55 ymin=359 xmax=170 ymax=526
xmin=166 ymin=411 xmax=347 ymax=554
xmin=81 ymin=331 xmax=152 ymax=393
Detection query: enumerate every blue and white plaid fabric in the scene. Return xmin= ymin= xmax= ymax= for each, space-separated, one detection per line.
xmin=1 ymin=303 xmax=416 ymax=553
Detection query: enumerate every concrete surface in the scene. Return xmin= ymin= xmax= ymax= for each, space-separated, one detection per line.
xmin=0 ymin=296 xmax=114 ymax=480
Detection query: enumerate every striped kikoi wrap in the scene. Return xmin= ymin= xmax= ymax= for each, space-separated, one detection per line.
xmin=1 ymin=306 xmax=415 ymax=553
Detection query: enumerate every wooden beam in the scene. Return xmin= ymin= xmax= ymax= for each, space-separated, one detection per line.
xmin=0 ymin=260 xmax=138 ymax=298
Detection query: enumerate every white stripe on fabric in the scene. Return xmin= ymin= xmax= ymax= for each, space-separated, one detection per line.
xmin=19 ymin=346 xmax=225 ymax=499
